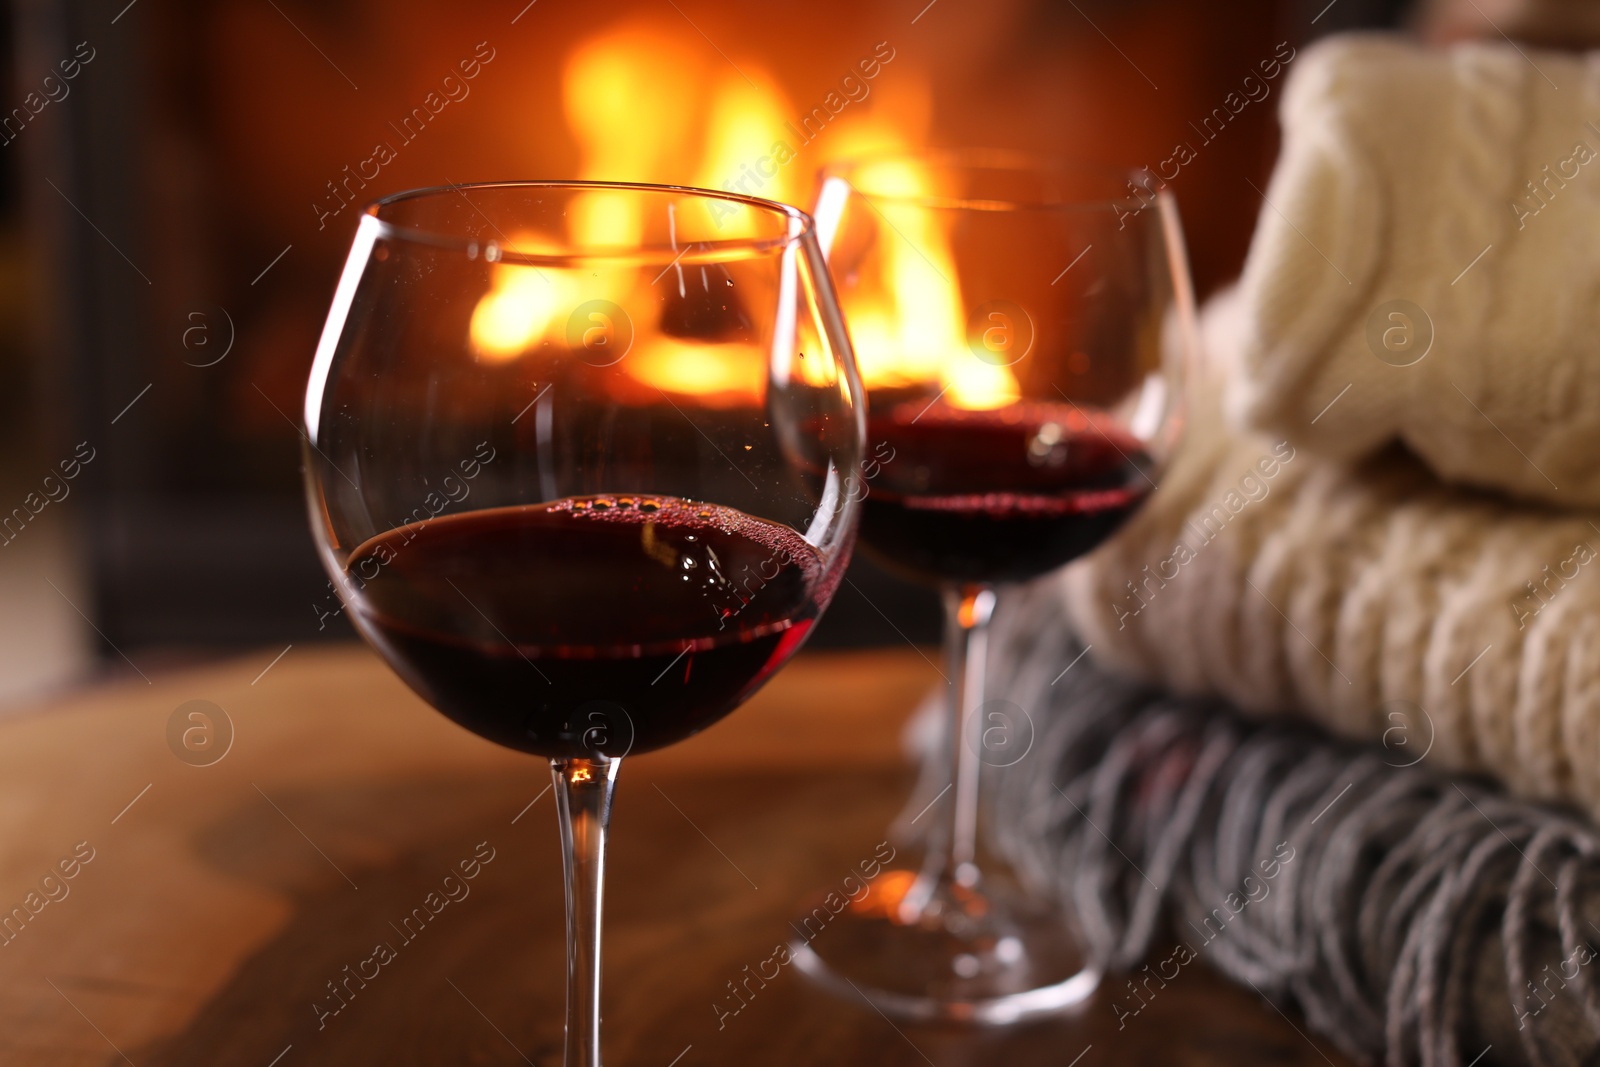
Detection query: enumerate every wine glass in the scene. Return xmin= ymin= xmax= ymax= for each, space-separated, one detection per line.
xmin=302 ymin=181 xmax=865 ymax=1065
xmin=790 ymin=150 xmax=1192 ymax=1023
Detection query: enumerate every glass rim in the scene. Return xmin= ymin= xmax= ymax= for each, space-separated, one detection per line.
xmin=362 ymin=180 xmax=817 ymax=264
xmin=819 ymin=148 xmax=1159 ymax=214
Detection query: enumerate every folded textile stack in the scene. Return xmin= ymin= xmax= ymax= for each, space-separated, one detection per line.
xmin=949 ymin=31 xmax=1600 ymax=1066
xmin=1059 ymin=33 xmax=1600 ymax=821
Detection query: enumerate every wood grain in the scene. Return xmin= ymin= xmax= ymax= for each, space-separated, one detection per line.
xmin=0 ymin=644 xmax=1353 ymax=1065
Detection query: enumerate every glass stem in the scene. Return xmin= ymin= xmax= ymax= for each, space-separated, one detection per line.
xmin=903 ymin=584 xmax=995 ymax=920
xmin=552 ymin=755 xmax=620 ymax=1067
xmin=946 ymin=585 xmax=995 ymax=888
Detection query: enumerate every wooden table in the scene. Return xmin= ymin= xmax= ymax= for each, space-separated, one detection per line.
xmin=0 ymin=645 xmax=1354 ymax=1066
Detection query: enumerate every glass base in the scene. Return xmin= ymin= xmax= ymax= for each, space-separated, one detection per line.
xmin=789 ymin=867 xmax=1100 ymax=1026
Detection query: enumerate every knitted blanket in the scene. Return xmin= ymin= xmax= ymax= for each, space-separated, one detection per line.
xmin=982 ymin=587 xmax=1600 ymax=1067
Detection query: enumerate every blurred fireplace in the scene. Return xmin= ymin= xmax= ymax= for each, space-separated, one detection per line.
xmin=18 ymin=0 xmax=1403 ymax=655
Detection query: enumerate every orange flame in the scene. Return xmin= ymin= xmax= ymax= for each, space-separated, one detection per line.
xmin=469 ymin=231 xmax=582 ymax=364
xmin=844 ymin=159 xmax=1018 ymax=409
xmin=467 ymin=22 xmax=1013 ymax=408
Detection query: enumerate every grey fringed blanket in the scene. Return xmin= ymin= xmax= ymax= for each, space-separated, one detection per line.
xmin=975 ymin=584 xmax=1600 ymax=1067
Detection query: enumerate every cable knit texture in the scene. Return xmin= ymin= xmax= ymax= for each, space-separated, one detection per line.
xmin=1229 ymin=35 xmax=1600 ymax=508
xmin=1061 ymin=287 xmax=1600 ymax=820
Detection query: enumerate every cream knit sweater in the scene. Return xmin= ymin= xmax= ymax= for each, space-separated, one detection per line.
xmin=1062 ymin=288 xmax=1600 ymax=817
xmin=1061 ymin=34 xmax=1600 ymax=816
xmin=1229 ymin=35 xmax=1600 ymax=508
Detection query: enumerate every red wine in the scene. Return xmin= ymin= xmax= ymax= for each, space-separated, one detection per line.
xmin=860 ymin=401 xmax=1153 ymax=586
xmin=344 ymin=496 xmax=827 ymax=759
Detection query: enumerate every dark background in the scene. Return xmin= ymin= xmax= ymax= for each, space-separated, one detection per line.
xmin=0 ymin=0 xmax=1417 ymax=698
